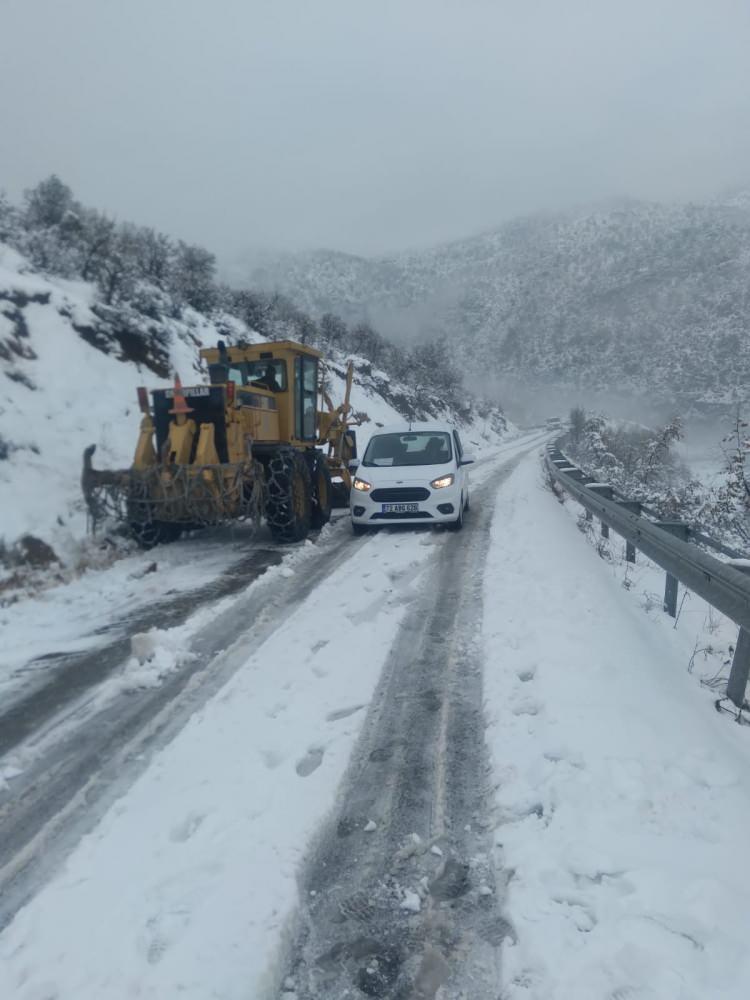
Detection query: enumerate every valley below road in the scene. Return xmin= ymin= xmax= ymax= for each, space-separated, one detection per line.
xmin=2 ymin=428 xmax=750 ymax=1000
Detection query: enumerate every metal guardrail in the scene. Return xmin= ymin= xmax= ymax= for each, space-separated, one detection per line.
xmin=545 ymin=443 xmax=750 ymax=712
xmin=607 ymin=485 xmax=747 ymax=562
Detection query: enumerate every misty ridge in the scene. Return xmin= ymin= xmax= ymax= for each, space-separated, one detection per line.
xmin=229 ymin=188 xmax=750 ymax=546
xmin=239 ymin=190 xmax=750 ymax=420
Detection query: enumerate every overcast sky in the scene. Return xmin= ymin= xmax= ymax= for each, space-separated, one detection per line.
xmin=2 ymin=0 xmax=750 ymax=260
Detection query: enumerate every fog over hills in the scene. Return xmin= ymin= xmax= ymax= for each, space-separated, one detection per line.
xmin=239 ymin=192 xmax=750 ymax=415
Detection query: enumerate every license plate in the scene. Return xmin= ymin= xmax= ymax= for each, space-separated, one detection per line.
xmin=382 ymin=503 xmax=419 ymax=513
xmin=165 ymin=386 xmax=210 ymax=398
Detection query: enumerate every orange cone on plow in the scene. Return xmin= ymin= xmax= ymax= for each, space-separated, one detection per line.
xmin=168 ymin=374 xmax=194 ymax=415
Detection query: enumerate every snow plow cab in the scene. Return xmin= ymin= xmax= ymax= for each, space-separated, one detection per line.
xmin=82 ymin=340 xmax=366 ymax=546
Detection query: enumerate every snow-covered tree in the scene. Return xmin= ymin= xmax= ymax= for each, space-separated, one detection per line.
xmin=569 ymin=406 xmax=586 ymax=443
xmin=169 ymin=242 xmax=217 ymax=312
xmin=319 ymin=312 xmax=348 ymax=347
xmin=23 ymin=175 xmax=76 ymax=229
xmin=79 ymin=210 xmax=117 ymax=282
xmin=132 ymin=227 xmax=173 ymax=288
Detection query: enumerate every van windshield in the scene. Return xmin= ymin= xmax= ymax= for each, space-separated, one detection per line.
xmin=363 ymin=432 xmax=453 ymax=467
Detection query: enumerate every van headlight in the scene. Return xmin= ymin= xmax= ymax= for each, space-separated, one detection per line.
xmin=430 ymin=474 xmax=454 ymax=489
xmin=353 ymin=477 xmax=372 ymax=492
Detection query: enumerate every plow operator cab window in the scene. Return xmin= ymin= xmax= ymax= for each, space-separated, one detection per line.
xmin=294 ymin=355 xmax=318 ymax=441
xmin=207 ymin=359 xmax=287 ymax=393
xmin=247 ymin=359 xmax=287 ymax=392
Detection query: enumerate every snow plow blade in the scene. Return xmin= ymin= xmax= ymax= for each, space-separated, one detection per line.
xmin=82 ymin=444 xmax=262 ymax=534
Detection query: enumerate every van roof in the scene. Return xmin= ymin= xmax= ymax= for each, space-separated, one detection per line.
xmin=369 ymin=421 xmax=455 ymax=437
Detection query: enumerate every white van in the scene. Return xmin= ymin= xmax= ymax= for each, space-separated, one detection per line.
xmin=349 ymin=422 xmax=473 ymax=534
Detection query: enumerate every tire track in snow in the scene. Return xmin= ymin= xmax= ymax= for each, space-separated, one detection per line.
xmin=0 ymin=521 xmax=368 ymax=931
xmin=279 ymin=455 xmax=526 ymax=1000
xmin=0 ymin=545 xmax=285 ymax=756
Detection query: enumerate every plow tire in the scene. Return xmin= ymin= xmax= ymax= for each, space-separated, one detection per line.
xmin=310 ymin=454 xmax=333 ymax=530
xmin=265 ymin=450 xmax=313 ymax=543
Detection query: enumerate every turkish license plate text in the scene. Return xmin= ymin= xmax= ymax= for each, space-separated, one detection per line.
xmin=165 ymin=386 xmax=210 ymax=398
xmin=382 ymin=503 xmax=419 ymax=513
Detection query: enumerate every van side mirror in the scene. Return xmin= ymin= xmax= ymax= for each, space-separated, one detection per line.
xmin=349 ymin=459 xmax=360 ymax=472
xmin=459 ymin=455 xmax=475 ymax=466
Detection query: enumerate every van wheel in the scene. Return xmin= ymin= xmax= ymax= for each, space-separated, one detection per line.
xmin=447 ymin=499 xmax=464 ymax=532
xmin=352 ymin=523 xmax=368 ymax=536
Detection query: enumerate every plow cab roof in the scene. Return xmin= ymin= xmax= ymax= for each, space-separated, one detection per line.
xmin=200 ymin=340 xmax=322 ymax=364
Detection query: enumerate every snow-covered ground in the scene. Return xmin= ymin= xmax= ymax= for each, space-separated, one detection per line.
xmin=0 ymin=437 xmax=538 ymax=1000
xmin=484 ymin=454 xmax=750 ymax=999
xmin=4 ymin=435 xmax=748 ymax=999
xmin=0 ymin=532 xmax=422 ymax=998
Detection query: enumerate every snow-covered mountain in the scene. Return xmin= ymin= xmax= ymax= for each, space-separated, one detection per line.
xmin=0 ymin=241 xmax=509 ymax=574
xmin=242 ymin=193 xmax=750 ymax=409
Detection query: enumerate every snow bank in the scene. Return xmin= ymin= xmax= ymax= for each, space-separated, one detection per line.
xmin=484 ymin=452 xmax=750 ymax=999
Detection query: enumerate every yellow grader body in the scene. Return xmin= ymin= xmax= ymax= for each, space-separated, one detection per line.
xmin=83 ymin=340 xmax=366 ymax=545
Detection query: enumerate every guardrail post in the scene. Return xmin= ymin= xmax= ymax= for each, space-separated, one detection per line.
xmin=616 ymin=500 xmax=642 ymax=563
xmin=656 ymin=522 xmax=691 ymax=617
xmin=725 ymin=562 xmax=750 ymax=709
xmin=586 ymin=484 xmax=613 ymax=538
xmin=727 ymin=629 xmax=750 ymax=709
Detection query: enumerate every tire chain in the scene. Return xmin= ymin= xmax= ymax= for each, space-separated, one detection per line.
xmin=86 ymin=460 xmax=264 ymax=532
xmin=264 ymin=451 xmax=311 ymax=541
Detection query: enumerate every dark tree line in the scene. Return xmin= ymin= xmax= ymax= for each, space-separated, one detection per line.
xmin=1 ymin=175 xmax=470 ymax=416
xmin=2 ymin=175 xmax=216 ymax=311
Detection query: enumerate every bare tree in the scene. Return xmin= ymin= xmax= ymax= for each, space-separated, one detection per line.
xmin=132 ymin=227 xmax=173 ymax=287
xmin=97 ymin=227 xmax=139 ymax=304
xmin=722 ymin=405 xmax=750 ymax=503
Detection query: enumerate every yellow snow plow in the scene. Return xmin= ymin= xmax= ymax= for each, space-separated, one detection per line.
xmin=83 ymin=340 xmax=367 ymax=546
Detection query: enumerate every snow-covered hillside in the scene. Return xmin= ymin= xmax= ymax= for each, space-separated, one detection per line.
xmin=0 ymin=243 xmax=231 ymax=569
xmin=0 ymin=241 xmax=510 ymax=578
xmin=243 ymin=192 xmax=750 ymax=410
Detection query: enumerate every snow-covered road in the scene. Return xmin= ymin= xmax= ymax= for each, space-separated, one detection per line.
xmin=2 ymin=430 xmax=750 ymax=1000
